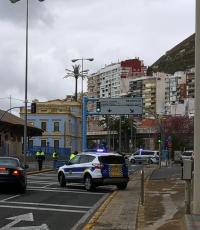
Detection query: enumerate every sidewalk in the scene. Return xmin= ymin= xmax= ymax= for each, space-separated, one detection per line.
xmin=83 ymin=166 xmax=155 ymax=230
xmin=83 ymin=164 xmax=188 ymax=230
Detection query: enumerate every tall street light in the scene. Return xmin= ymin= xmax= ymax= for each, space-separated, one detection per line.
xmin=64 ymin=65 xmax=88 ymax=101
xmin=71 ymin=58 xmax=94 ymax=151
xmin=9 ymin=0 xmax=45 ymax=165
xmin=71 ymin=58 xmax=94 ymax=97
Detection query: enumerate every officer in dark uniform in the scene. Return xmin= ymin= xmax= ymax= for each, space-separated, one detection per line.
xmin=35 ymin=149 xmax=45 ymax=171
xmin=52 ymin=150 xmax=58 ymax=169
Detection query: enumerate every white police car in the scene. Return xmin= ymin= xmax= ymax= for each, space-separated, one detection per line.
xmin=129 ymin=149 xmax=159 ymax=164
xmin=58 ymin=152 xmax=129 ymax=191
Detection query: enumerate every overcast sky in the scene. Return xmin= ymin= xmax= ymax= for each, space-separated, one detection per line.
xmin=0 ymin=0 xmax=195 ymax=114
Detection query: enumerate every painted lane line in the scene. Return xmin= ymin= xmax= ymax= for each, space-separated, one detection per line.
xmin=2 ymin=195 xmax=20 ymax=202
xmin=28 ymin=188 xmax=106 ymax=195
xmin=41 ymin=184 xmax=53 ymax=188
xmin=28 ymin=180 xmax=58 ymax=184
xmin=0 ymin=205 xmax=87 ymax=213
xmin=28 ymin=181 xmax=57 ymax=184
xmin=2 ymin=201 xmax=92 ymax=209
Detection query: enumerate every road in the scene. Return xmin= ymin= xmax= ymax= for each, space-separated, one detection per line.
xmin=0 ymin=171 xmax=114 ymax=230
xmin=0 ymin=164 xmax=140 ymax=230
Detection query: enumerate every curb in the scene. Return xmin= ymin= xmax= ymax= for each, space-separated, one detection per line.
xmin=82 ymin=190 xmax=118 ymax=230
xmin=27 ymin=168 xmax=54 ymax=175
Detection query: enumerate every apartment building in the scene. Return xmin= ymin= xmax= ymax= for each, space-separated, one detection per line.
xmin=20 ymin=96 xmax=82 ymax=153
xmin=87 ymin=58 xmax=147 ymax=99
xmin=129 ymin=75 xmax=165 ymax=116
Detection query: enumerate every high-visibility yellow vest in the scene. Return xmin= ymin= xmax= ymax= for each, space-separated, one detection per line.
xmin=70 ymin=153 xmax=75 ymax=160
xmin=53 ymin=152 xmax=58 ymax=159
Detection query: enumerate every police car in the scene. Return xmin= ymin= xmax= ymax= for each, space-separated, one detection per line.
xmin=129 ymin=149 xmax=159 ymax=164
xmin=57 ymin=152 xmax=129 ymax=191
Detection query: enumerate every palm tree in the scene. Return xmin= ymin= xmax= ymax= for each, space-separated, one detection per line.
xmin=63 ymin=65 xmax=88 ymax=101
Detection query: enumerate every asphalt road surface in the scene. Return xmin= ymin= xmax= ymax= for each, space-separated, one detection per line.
xmin=0 ymin=171 xmax=114 ymax=230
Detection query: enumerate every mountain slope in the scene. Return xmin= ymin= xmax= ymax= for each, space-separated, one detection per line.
xmin=151 ymin=33 xmax=195 ymax=74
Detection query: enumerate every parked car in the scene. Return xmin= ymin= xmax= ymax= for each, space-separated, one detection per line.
xmin=180 ymin=150 xmax=194 ymax=164
xmin=0 ymin=157 xmax=28 ymax=193
xmin=58 ymin=152 xmax=129 ymax=191
xmin=129 ymin=149 xmax=159 ymax=164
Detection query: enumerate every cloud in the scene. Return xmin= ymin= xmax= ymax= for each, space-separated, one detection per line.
xmin=0 ymin=0 xmax=195 ymax=113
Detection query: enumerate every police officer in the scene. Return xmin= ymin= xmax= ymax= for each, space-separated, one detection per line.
xmin=35 ymin=149 xmax=45 ymax=171
xmin=52 ymin=150 xmax=58 ymax=169
xmin=70 ymin=151 xmax=78 ymax=160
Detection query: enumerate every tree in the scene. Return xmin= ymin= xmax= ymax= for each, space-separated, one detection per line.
xmin=98 ymin=115 xmax=137 ymax=152
xmin=163 ymin=116 xmax=194 ymax=151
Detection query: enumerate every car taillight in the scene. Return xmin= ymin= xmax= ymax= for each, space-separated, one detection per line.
xmin=0 ymin=167 xmax=6 ymax=170
xmin=92 ymin=163 xmax=103 ymax=169
xmin=11 ymin=170 xmax=22 ymax=176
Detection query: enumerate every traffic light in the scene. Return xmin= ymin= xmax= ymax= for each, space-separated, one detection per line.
xmin=157 ymin=133 xmax=161 ymax=143
xmin=31 ymin=102 xmax=37 ymax=113
xmin=96 ymin=101 xmax=101 ymax=113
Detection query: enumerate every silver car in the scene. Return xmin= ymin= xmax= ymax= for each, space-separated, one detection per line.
xmin=180 ymin=150 xmax=194 ymax=164
xmin=129 ymin=149 xmax=159 ymax=164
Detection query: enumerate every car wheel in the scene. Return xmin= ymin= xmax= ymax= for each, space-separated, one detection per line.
xmin=19 ymin=183 xmax=26 ymax=194
xmin=58 ymin=172 xmax=66 ymax=187
xmin=130 ymin=159 xmax=135 ymax=164
xmin=84 ymin=175 xmax=94 ymax=191
xmin=117 ymin=183 xmax=127 ymax=190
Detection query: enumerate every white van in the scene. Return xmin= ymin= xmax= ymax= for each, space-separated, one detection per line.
xmin=129 ymin=149 xmax=159 ymax=164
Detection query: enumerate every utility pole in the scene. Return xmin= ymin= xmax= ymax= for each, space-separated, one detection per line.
xmin=193 ymin=0 xmax=200 ymax=214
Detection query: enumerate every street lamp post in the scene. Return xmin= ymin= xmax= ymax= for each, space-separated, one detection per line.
xmin=71 ymin=58 xmax=94 ymax=151
xmin=64 ymin=65 xmax=82 ymax=101
xmin=71 ymin=58 xmax=94 ymax=96
xmin=9 ymin=0 xmax=44 ymax=164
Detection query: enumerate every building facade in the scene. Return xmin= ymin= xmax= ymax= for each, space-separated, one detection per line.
xmin=0 ymin=109 xmax=42 ymax=156
xmin=20 ymin=97 xmax=82 ymax=153
xmin=87 ymin=58 xmax=147 ymax=99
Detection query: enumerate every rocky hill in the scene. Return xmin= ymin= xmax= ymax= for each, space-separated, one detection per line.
xmin=150 ymin=33 xmax=195 ymax=74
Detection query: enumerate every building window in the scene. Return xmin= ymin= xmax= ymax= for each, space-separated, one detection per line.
xmin=28 ymin=140 xmax=33 ymax=148
xmin=41 ymin=122 xmax=47 ymax=131
xmin=54 ymin=122 xmax=60 ymax=132
xmin=41 ymin=140 xmax=46 ymax=147
xmin=54 ymin=140 xmax=59 ymax=149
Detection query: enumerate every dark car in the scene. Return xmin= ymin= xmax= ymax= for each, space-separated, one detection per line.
xmin=0 ymin=157 xmax=28 ymax=193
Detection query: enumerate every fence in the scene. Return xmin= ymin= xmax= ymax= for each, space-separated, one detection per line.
xmin=27 ymin=146 xmax=71 ymax=160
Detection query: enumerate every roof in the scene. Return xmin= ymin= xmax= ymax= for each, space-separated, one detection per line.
xmin=138 ymin=118 xmax=158 ymax=129
xmin=0 ymin=109 xmax=43 ymax=136
xmin=80 ymin=152 xmax=121 ymax=157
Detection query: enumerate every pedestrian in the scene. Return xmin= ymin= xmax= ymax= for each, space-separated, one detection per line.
xmin=35 ymin=149 xmax=45 ymax=171
xmin=69 ymin=150 xmax=78 ymax=160
xmin=52 ymin=150 xmax=58 ymax=169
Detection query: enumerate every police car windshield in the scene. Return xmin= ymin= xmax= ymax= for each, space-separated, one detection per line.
xmin=98 ymin=156 xmax=125 ymax=164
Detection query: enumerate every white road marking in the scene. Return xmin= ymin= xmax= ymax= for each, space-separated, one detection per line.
xmin=0 ymin=213 xmax=49 ymax=230
xmin=1 ymin=201 xmax=92 ymax=209
xmin=42 ymin=184 xmax=53 ymax=188
xmin=0 ymin=205 xmax=87 ymax=213
xmin=28 ymin=188 xmax=106 ymax=195
xmin=28 ymin=180 xmax=57 ymax=183
xmin=28 ymin=181 xmax=57 ymax=184
xmin=2 ymin=195 xmax=20 ymax=202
